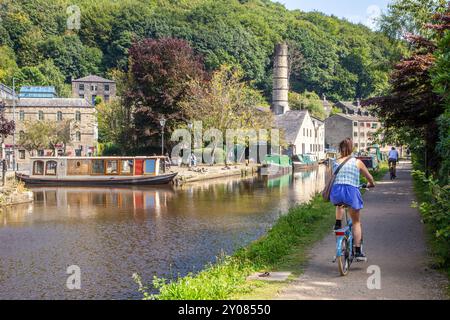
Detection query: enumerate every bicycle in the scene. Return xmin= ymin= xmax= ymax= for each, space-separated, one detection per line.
xmin=332 ymin=184 xmax=370 ymax=276
xmin=389 ymin=159 xmax=397 ymax=180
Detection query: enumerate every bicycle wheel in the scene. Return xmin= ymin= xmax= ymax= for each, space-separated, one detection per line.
xmin=337 ymin=237 xmax=350 ymax=276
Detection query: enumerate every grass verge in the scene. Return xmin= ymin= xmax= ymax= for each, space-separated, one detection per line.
xmin=135 ymin=165 xmax=388 ymax=300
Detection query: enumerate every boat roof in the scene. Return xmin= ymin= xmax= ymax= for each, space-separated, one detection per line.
xmin=30 ymin=156 xmax=166 ymax=160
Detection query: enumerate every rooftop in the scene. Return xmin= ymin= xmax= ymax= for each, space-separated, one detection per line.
xmin=19 ymin=86 xmax=57 ymax=98
xmin=333 ymin=113 xmax=379 ymax=122
xmin=5 ymin=98 xmax=92 ymax=108
xmin=72 ymin=75 xmax=115 ymax=83
xmin=275 ymin=110 xmax=308 ymax=144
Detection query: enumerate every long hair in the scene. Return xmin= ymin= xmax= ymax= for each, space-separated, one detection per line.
xmin=339 ymin=138 xmax=353 ymax=157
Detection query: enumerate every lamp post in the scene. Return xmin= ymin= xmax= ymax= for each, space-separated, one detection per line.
xmin=159 ymin=117 xmax=166 ymax=155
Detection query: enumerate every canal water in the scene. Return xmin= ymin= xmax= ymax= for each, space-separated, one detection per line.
xmin=0 ymin=166 xmax=326 ymax=299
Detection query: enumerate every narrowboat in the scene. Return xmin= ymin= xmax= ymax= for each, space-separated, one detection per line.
xmin=15 ymin=156 xmax=177 ymax=186
xmin=292 ymin=154 xmax=319 ymax=171
xmin=260 ymin=154 xmax=292 ymax=177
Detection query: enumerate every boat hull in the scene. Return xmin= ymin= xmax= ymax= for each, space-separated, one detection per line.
xmin=15 ymin=172 xmax=178 ymax=186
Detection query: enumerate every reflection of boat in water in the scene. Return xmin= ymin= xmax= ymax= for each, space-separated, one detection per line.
xmin=16 ymin=156 xmax=177 ymax=186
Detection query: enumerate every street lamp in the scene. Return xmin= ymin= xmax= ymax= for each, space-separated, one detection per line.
xmin=159 ymin=117 xmax=166 ymax=155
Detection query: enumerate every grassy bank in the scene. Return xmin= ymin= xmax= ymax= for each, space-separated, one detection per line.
xmin=135 ymin=165 xmax=388 ymax=300
xmin=411 ymin=171 xmax=450 ymax=294
xmin=134 ymin=195 xmax=336 ymax=300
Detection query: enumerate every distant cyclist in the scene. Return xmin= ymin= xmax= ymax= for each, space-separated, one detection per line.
xmin=331 ymin=138 xmax=375 ymax=261
xmin=388 ymin=147 xmax=399 ymax=179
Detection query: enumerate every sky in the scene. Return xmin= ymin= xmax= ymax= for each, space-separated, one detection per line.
xmin=273 ymin=0 xmax=392 ymax=29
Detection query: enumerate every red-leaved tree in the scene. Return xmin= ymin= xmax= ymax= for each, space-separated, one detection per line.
xmin=124 ymin=38 xmax=207 ymax=152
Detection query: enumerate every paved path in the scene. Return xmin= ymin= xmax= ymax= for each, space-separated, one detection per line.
xmin=277 ymin=162 xmax=448 ymax=300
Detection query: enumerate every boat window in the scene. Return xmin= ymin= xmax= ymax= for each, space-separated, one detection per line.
xmin=120 ymin=159 xmax=133 ymax=175
xmin=144 ymin=159 xmax=156 ymax=175
xmin=106 ymin=160 xmax=119 ymax=175
xmin=45 ymin=161 xmax=57 ymax=175
xmin=91 ymin=159 xmax=105 ymax=175
xmin=33 ymin=161 xmax=45 ymax=175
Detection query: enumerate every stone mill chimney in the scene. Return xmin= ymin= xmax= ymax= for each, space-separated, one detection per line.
xmin=272 ymin=43 xmax=289 ymax=115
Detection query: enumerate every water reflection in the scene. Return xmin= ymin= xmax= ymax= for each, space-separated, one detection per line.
xmin=0 ymin=166 xmax=326 ymax=300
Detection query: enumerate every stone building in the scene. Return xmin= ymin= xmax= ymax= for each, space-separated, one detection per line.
xmin=275 ymin=110 xmax=325 ymax=158
xmin=3 ymin=97 xmax=97 ymax=170
xmin=72 ymin=75 xmax=116 ymax=105
xmin=324 ymin=113 xmax=380 ymax=152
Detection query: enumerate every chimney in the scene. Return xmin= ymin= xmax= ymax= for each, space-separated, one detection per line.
xmin=356 ymin=98 xmax=361 ymax=107
xmin=272 ymin=43 xmax=289 ymax=115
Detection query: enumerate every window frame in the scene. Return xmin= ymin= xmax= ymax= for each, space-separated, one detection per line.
xmin=38 ymin=110 xmax=44 ymax=120
xmin=45 ymin=160 xmax=58 ymax=176
xmin=119 ymin=159 xmax=134 ymax=176
xmin=33 ymin=160 xmax=45 ymax=175
xmin=105 ymin=160 xmax=119 ymax=175
xmin=90 ymin=159 xmax=105 ymax=175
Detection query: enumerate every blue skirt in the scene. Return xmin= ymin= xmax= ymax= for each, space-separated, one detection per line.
xmin=330 ymin=184 xmax=363 ymax=210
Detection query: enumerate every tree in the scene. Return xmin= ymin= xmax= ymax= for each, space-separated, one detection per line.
xmin=180 ymin=64 xmax=271 ymax=131
xmin=379 ymin=0 xmax=448 ymax=39
xmin=15 ymin=59 xmax=70 ymax=97
xmin=96 ymin=100 xmax=131 ymax=146
xmin=0 ymin=45 xmax=18 ymax=84
xmin=19 ymin=120 xmax=70 ymax=156
xmin=0 ymin=102 xmax=15 ymax=149
xmin=288 ymin=91 xmax=326 ymax=120
xmin=179 ymin=64 xmax=273 ymax=163
xmin=124 ymin=38 xmax=207 ymax=150
xmin=364 ymin=4 xmax=449 ymax=175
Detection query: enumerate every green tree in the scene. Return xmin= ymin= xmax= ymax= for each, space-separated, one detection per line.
xmin=288 ymin=91 xmax=326 ymax=120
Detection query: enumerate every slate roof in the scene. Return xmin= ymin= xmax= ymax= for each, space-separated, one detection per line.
xmin=334 ymin=113 xmax=379 ymax=122
xmin=6 ymin=98 xmax=92 ymax=108
xmin=72 ymin=75 xmax=115 ymax=83
xmin=275 ymin=110 xmax=307 ymax=144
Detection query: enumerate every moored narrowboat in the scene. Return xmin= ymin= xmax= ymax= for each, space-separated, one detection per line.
xmin=16 ymin=156 xmax=177 ymax=186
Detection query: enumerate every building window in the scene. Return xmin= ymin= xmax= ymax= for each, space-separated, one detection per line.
xmin=57 ymin=111 xmax=63 ymax=121
xmin=361 ymin=143 xmax=365 ymax=148
xmin=19 ymin=150 xmax=26 ymax=160
xmin=104 ymin=95 xmax=109 ymax=102
xmin=75 ymin=111 xmax=81 ymax=122
xmin=354 ymin=122 xmax=357 ymax=127
xmin=79 ymin=84 xmax=84 ymax=91
xmin=354 ymin=143 xmax=358 ymax=148
xmin=360 ymin=122 xmax=364 ymax=127
xmin=91 ymin=84 xmax=97 ymax=91
xmin=372 ymin=123 xmax=378 ymax=129
xmin=79 ymin=94 xmax=84 ymax=99
xmin=360 ymin=132 xmax=365 ymax=137
xmin=19 ymin=130 xmax=25 ymax=141
xmin=366 ymin=123 xmax=371 ymax=128
xmin=354 ymin=132 xmax=358 ymax=137
xmin=104 ymin=84 xmax=110 ymax=91
xmin=37 ymin=150 xmax=44 ymax=156
xmin=75 ymin=131 xmax=81 ymax=142
xmin=38 ymin=111 xmax=44 ymax=120
xmin=19 ymin=111 xmax=25 ymax=121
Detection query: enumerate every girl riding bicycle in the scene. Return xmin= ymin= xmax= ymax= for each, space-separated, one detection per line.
xmin=331 ymin=138 xmax=375 ymax=261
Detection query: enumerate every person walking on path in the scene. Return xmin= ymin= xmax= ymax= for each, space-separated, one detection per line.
xmin=277 ymin=161 xmax=448 ymax=300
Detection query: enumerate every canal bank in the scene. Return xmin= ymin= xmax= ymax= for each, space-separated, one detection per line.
xmin=172 ymin=164 xmax=258 ymax=186
xmin=137 ymin=164 xmax=389 ymax=300
xmin=0 ymin=175 xmax=33 ymax=207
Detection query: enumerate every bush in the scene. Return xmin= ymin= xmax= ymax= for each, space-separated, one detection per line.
xmin=412 ymin=170 xmax=450 ymax=269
